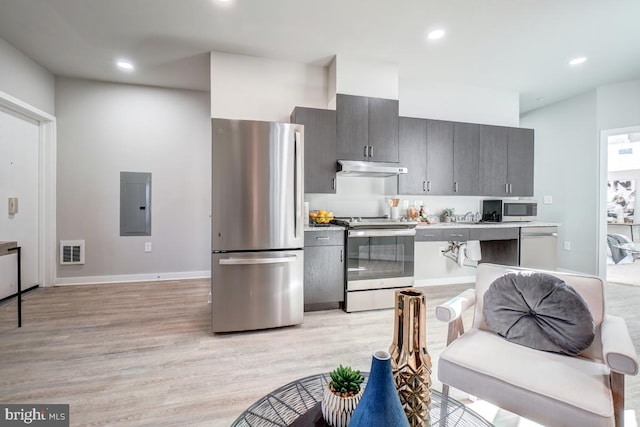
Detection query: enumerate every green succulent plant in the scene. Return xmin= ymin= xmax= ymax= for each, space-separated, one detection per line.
xmin=328 ymin=365 xmax=365 ymax=397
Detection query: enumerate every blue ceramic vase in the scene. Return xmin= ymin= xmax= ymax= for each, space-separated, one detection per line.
xmin=349 ymin=350 xmax=410 ymax=427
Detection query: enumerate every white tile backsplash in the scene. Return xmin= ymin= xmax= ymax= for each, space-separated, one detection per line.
xmin=305 ymin=175 xmax=485 ymax=219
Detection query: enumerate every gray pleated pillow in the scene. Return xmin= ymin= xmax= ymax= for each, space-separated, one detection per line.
xmin=483 ymin=271 xmax=595 ymax=355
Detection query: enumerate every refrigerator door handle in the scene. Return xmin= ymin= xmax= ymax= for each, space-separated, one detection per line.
xmin=294 ymin=130 xmax=302 ymax=238
xmin=219 ymin=255 xmax=298 ymax=265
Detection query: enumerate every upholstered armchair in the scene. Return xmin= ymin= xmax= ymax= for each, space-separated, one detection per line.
xmin=436 ymin=263 xmax=638 ymax=427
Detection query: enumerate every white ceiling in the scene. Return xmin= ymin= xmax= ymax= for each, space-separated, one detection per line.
xmin=1 ymin=0 xmax=639 ymax=113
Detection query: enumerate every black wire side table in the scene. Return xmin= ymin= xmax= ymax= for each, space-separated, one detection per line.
xmin=1 ymin=243 xmax=21 ymax=327
xmin=231 ymin=372 xmax=493 ymax=426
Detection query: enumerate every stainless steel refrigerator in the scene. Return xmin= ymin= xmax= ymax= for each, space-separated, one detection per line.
xmin=211 ymin=118 xmax=304 ymax=333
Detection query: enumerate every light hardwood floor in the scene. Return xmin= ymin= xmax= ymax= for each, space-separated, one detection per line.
xmin=1 ymin=279 xmax=639 ymax=426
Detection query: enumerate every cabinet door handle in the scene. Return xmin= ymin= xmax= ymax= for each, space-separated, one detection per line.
xmin=423 ymin=181 xmax=426 ymax=192
xmin=454 ymin=182 xmax=458 ymax=193
xmin=421 ymin=233 xmax=436 ymax=237
xmin=332 ymin=178 xmax=336 ymax=190
xmin=316 ymin=236 xmax=330 ymax=240
xmin=427 ymin=181 xmax=432 ymax=192
xmin=449 ymin=233 xmax=464 ymax=237
xmin=340 ymin=249 xmax=343 ymax=263
xmin=509 ymin=183 xmax=513 ymax=193
xmin=364 ymin=146 xmax=369 ymax=157
xmin=505 ymin=183 xmax=509 ymax=193
xmin=369 ymin=145 xmax=374 ymax=158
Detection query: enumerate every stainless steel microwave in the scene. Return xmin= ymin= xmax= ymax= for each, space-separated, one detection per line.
xmin=482 ymin=199 xmax=538 ymax=222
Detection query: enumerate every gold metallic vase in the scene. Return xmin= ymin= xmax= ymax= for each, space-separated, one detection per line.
xmin=389 ymin=289 xmax=432 ymax=426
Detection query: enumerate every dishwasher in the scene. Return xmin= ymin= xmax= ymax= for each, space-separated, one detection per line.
xmin=519 ymin=227 xmax=558 ymax=270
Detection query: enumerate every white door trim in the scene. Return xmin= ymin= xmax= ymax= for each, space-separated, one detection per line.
xmin=0 ymin=90 xmax=56 ymax=287
xmin=598 ymin=125 xmax=640 ymax=278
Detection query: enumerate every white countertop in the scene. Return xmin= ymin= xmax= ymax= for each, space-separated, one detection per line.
xmin=304 ymin=222 xmax=558 ymax=231
xmin=416 ymin=221 xmax=560 ymax=230
xmin=304 ymin=225 xmax=346 ymax=232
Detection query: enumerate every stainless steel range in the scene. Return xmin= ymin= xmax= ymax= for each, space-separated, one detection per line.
xmin=333 ymin=217 xmax=417 ymax=312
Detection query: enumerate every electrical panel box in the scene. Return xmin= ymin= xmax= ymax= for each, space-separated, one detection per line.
xmin=120 ymin=171 xmax=152 ymax=236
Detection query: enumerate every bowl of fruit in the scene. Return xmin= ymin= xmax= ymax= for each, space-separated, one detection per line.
xmin=309 ymin=209 xmax=334 ymax=225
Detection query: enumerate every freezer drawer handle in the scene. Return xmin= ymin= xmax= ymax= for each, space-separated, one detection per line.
xmin=219 ymin=255 xmax=298 ymax=265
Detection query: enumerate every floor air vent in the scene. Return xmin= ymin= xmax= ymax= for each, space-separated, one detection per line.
xmin=60 ymin=240 xmax=85 ymax=265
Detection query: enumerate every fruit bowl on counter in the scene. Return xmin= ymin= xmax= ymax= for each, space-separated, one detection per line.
xmin=309 ymin=209 xmax=334 ymax=225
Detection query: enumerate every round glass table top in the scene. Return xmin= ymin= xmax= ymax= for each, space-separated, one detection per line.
xmin=231 ymin=372 xmax=493 ymax=427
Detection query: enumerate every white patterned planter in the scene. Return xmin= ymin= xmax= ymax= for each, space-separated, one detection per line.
xmin=321 ymin=382 xmax=363 ymax=427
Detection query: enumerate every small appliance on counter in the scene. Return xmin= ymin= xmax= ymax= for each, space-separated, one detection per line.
xmin=482 ymin=199 xmax=538 ymax=222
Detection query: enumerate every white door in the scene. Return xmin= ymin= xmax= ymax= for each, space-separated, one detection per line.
xmin=0 ymin=106 xmax=39 ymax=299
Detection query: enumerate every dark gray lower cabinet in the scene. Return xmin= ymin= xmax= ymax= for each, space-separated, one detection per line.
xmin=304 ymin=231 xmax=344 ymax=311
xmin=415 ymin=226 xmax=519 ymax=266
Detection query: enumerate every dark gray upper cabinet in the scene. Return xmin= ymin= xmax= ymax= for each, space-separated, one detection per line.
xmin=337 ymin=94 xmax=399 ymax=163
xmin=368 ymin=97 xmax=399 ymax=162
xmin=479 ymin=125 xmax=534 ymax=196
xmin=291 ymin=107 xmax=337 ymax=194
xmin=453 ymin=122 xmax=480 ymax=195
xmin=398 ymin=117 xmax=427 ymax=194
xmin=479 ymin=125 xmax=509 ymax=196
xmin=507 ymin=127 xmax=534 ymax=196
xmin=426 ymin=119 xmax=454 ymax=194
xmin=337 ymin=94 xmax=369 ymax=160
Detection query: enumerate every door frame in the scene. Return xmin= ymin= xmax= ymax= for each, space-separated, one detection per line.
xmin=0 ymin=90 xmax=56 ymax=287
xmin=598 ymin=125 xmax=640 ymax=278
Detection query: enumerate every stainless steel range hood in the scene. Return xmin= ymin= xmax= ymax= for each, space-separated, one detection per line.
xmin=336 ymin=160 xmax=408 ymax=177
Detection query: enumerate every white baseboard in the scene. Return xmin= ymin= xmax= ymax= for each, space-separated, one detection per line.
xmin=415 ymin=276 xmax=476 ymax=287
xmin=54 ymin=270 xmax=211 ymax=286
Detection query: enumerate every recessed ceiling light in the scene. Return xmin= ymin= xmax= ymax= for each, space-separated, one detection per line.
xmin=116 ymin=60 xmax=135 ymax=71
xmin=427 ymin=29 xmax=445 ymax=40
xmin=568 ymin=57 xmax=587 ymax=66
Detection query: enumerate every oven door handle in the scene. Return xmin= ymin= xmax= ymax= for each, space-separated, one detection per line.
xmin=348 ymin=229 xmax=416 ymax=238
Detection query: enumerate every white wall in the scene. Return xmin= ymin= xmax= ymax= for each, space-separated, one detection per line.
xmin=597 ymin=79 xmax=640 ymax=131
xmin=0 ymin=38 xmax=55 ymax=115
xmin=521 ymin=91 xmax=599 ymax=274
xmin=55 ymin=78 xmax=211 ymax=283
xmin=210 ymin=52 xmax=328 ymax=122
xmin=329 ymin=56 xmax=399 ymax=107
xmin=399 ymin=71 xmax=520 ymax=127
